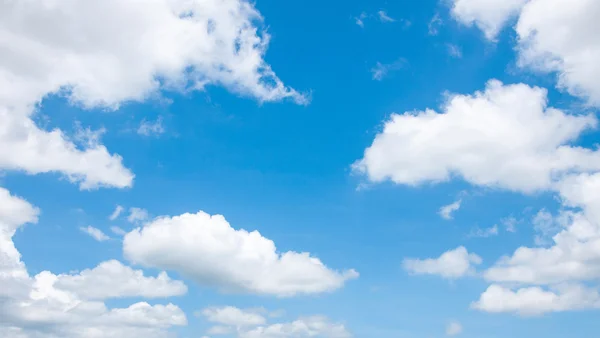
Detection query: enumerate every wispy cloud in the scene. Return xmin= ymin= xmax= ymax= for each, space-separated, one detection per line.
xmin=80 ymin=226 xmax=110 ymax=242
xmin=468 ymin=224 xmax=499 ymax=238
xmin=428 ymin=13 xmax=443 ymax=35
xmin=109 ymin=205 xmax=124 ymax=221
xmin=137 ymin=117 xmax=165 ymax=137
xmin=128 ymin=207 xmax=149 ymax=224
xmin=371 ymin=58 xmax=407 ymax=81
xmin=439 ymin=199 xmax=462 ymax=220
xmin=355 ymin=12 xmax=367 ymax=28
xmin=447 ymin=43 xmax=463 ymax=58
xmin=378 ymin=10 xmax=395 ymax=23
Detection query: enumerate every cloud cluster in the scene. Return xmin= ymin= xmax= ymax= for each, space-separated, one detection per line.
xmin=360 ymin=78 xmax=600 ymax=315
xmin=198 ymin=306 xmax=351 ymax=338
xmin=0 ymin=187 xmax=187 ymax=337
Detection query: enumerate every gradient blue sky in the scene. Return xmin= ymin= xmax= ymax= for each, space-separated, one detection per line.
xmin=2 ymin=0 xmax=600 ymax=337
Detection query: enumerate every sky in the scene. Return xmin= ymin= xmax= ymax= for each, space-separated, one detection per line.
xmin=1 ymin=0 xmax=600 ymax=337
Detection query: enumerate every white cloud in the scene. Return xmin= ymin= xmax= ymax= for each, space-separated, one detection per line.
xmin=53 ymin=260 xmax=187 ymax=300
xmin=0 ymin=109 xmax=135 ymax=189
xmin=123 ymin=211 xmax=358 ymax=297
xmin=516 ymin=0 xmax=600 ymax=106
xmin=446 ymin=321 xmax=463 ymax=336
xmin=199 ymin=308 xmax=351 ymax=338
xmin=201 ymin=306 xmax=266 ymax=327
xmin=109 ymin=205 xmax=124 ymax=221
xmin=447 ymin=44 xmax=463 ymax=58
xmin=371 ymin=59 xmax=406 ymax=81
xmin=378 ymin=11 xmax=395 ymax=23
xmin=451 ymin=0 xmax=600 ymax=106
xmin=403 ymin=246 xmax=481 ymax=279
xmin=472 ymin=284 xmax=600 ymax=316
xmin=80 ymin=225 xmax=110 ymax=242
xmin=128 ymin=207 xmax=150 ymax=224
xmin=450 ymin=0 xmax=528 ymax=40
xmin=439 ymin=199 xmax=462 ymax=220
xmin=354 ymin=80 xmax=600 ymax=193
xmin=0 ymin=188 xmax=187 ymax=337
xmin=240 ymin=316 xmax=351 ymax=338
xmin=138 ymin=117 xmax=166 ymax=137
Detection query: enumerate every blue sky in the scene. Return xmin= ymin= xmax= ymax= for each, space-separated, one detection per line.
xmin=2 ymin=0 xmax=600 ymax=337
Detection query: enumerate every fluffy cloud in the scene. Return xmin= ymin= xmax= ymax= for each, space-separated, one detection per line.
xmin=402 ymin=246 xmax=481 ymax=279
xmin=52 ymin=260 xmax=187 ymax=300
xmin=123 ymin=211 xmax=358 ymax=297
xmin=354 ymin=80 xmax=600 ymax=193
xmin=0 ymin=0 xmax=304 ymax=190
xmin=450 ymin=0 xmax=528 ymax=39
xmin=472 ymin=284 xmax=600 ymax=316
xmin=0 ymin=187 xmax=187 ymax=337
xmin=516 ymin=0 xmax=600 ymax=106
xmin=198 ymin=307 xmax=351 ymax=338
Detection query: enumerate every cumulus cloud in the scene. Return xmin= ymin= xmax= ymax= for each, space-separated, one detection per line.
xmin=450 ymin=0 xmax=528 ymax=40
xmin=472 ymin=284 xmax=600 ymax=316
xmin=0 ymin=187 xmax=187 ymax=337
xmin=80 ymin=225 xmax=110 ymax=242
xmin=53 ymin=260 xmax=187 ymax=300
xmin=439 ymin=199 xmax=462 ymax=220
xmin=0 ymin=0 xmax=305 ymax=190
xmin=354 ymin=80 xmax=600 ymax=193
xmin=402 ymin=246 xmax=481 ymax=279
xmin=123 ymin=211 xmax=358 ymax=297
xmin=198 ymin=307 xmax=351 ymax=338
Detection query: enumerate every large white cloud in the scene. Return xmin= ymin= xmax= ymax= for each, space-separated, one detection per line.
xmin=354 ymin=80 xmax=600 ymax=193
xmin=450 ymin=0 xmax=600 ymax=106
xmin=0 ymin=187 xmax=187 ymax=337
xmin=123 ymin=211 xmax=358 ymax=297
xmin=0 ymin=0 xmax=304 ymax=190
xmin=402 ymin=246 xmax=481 ymax=279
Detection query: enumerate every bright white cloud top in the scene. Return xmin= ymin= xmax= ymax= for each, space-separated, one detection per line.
xmin=123 ymin=211 xmax=359 ymax=297
xmin=355 ymin=80 xmax=600 ymax=193
xmin=403 ymin=246 xmax=482 ymax=279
